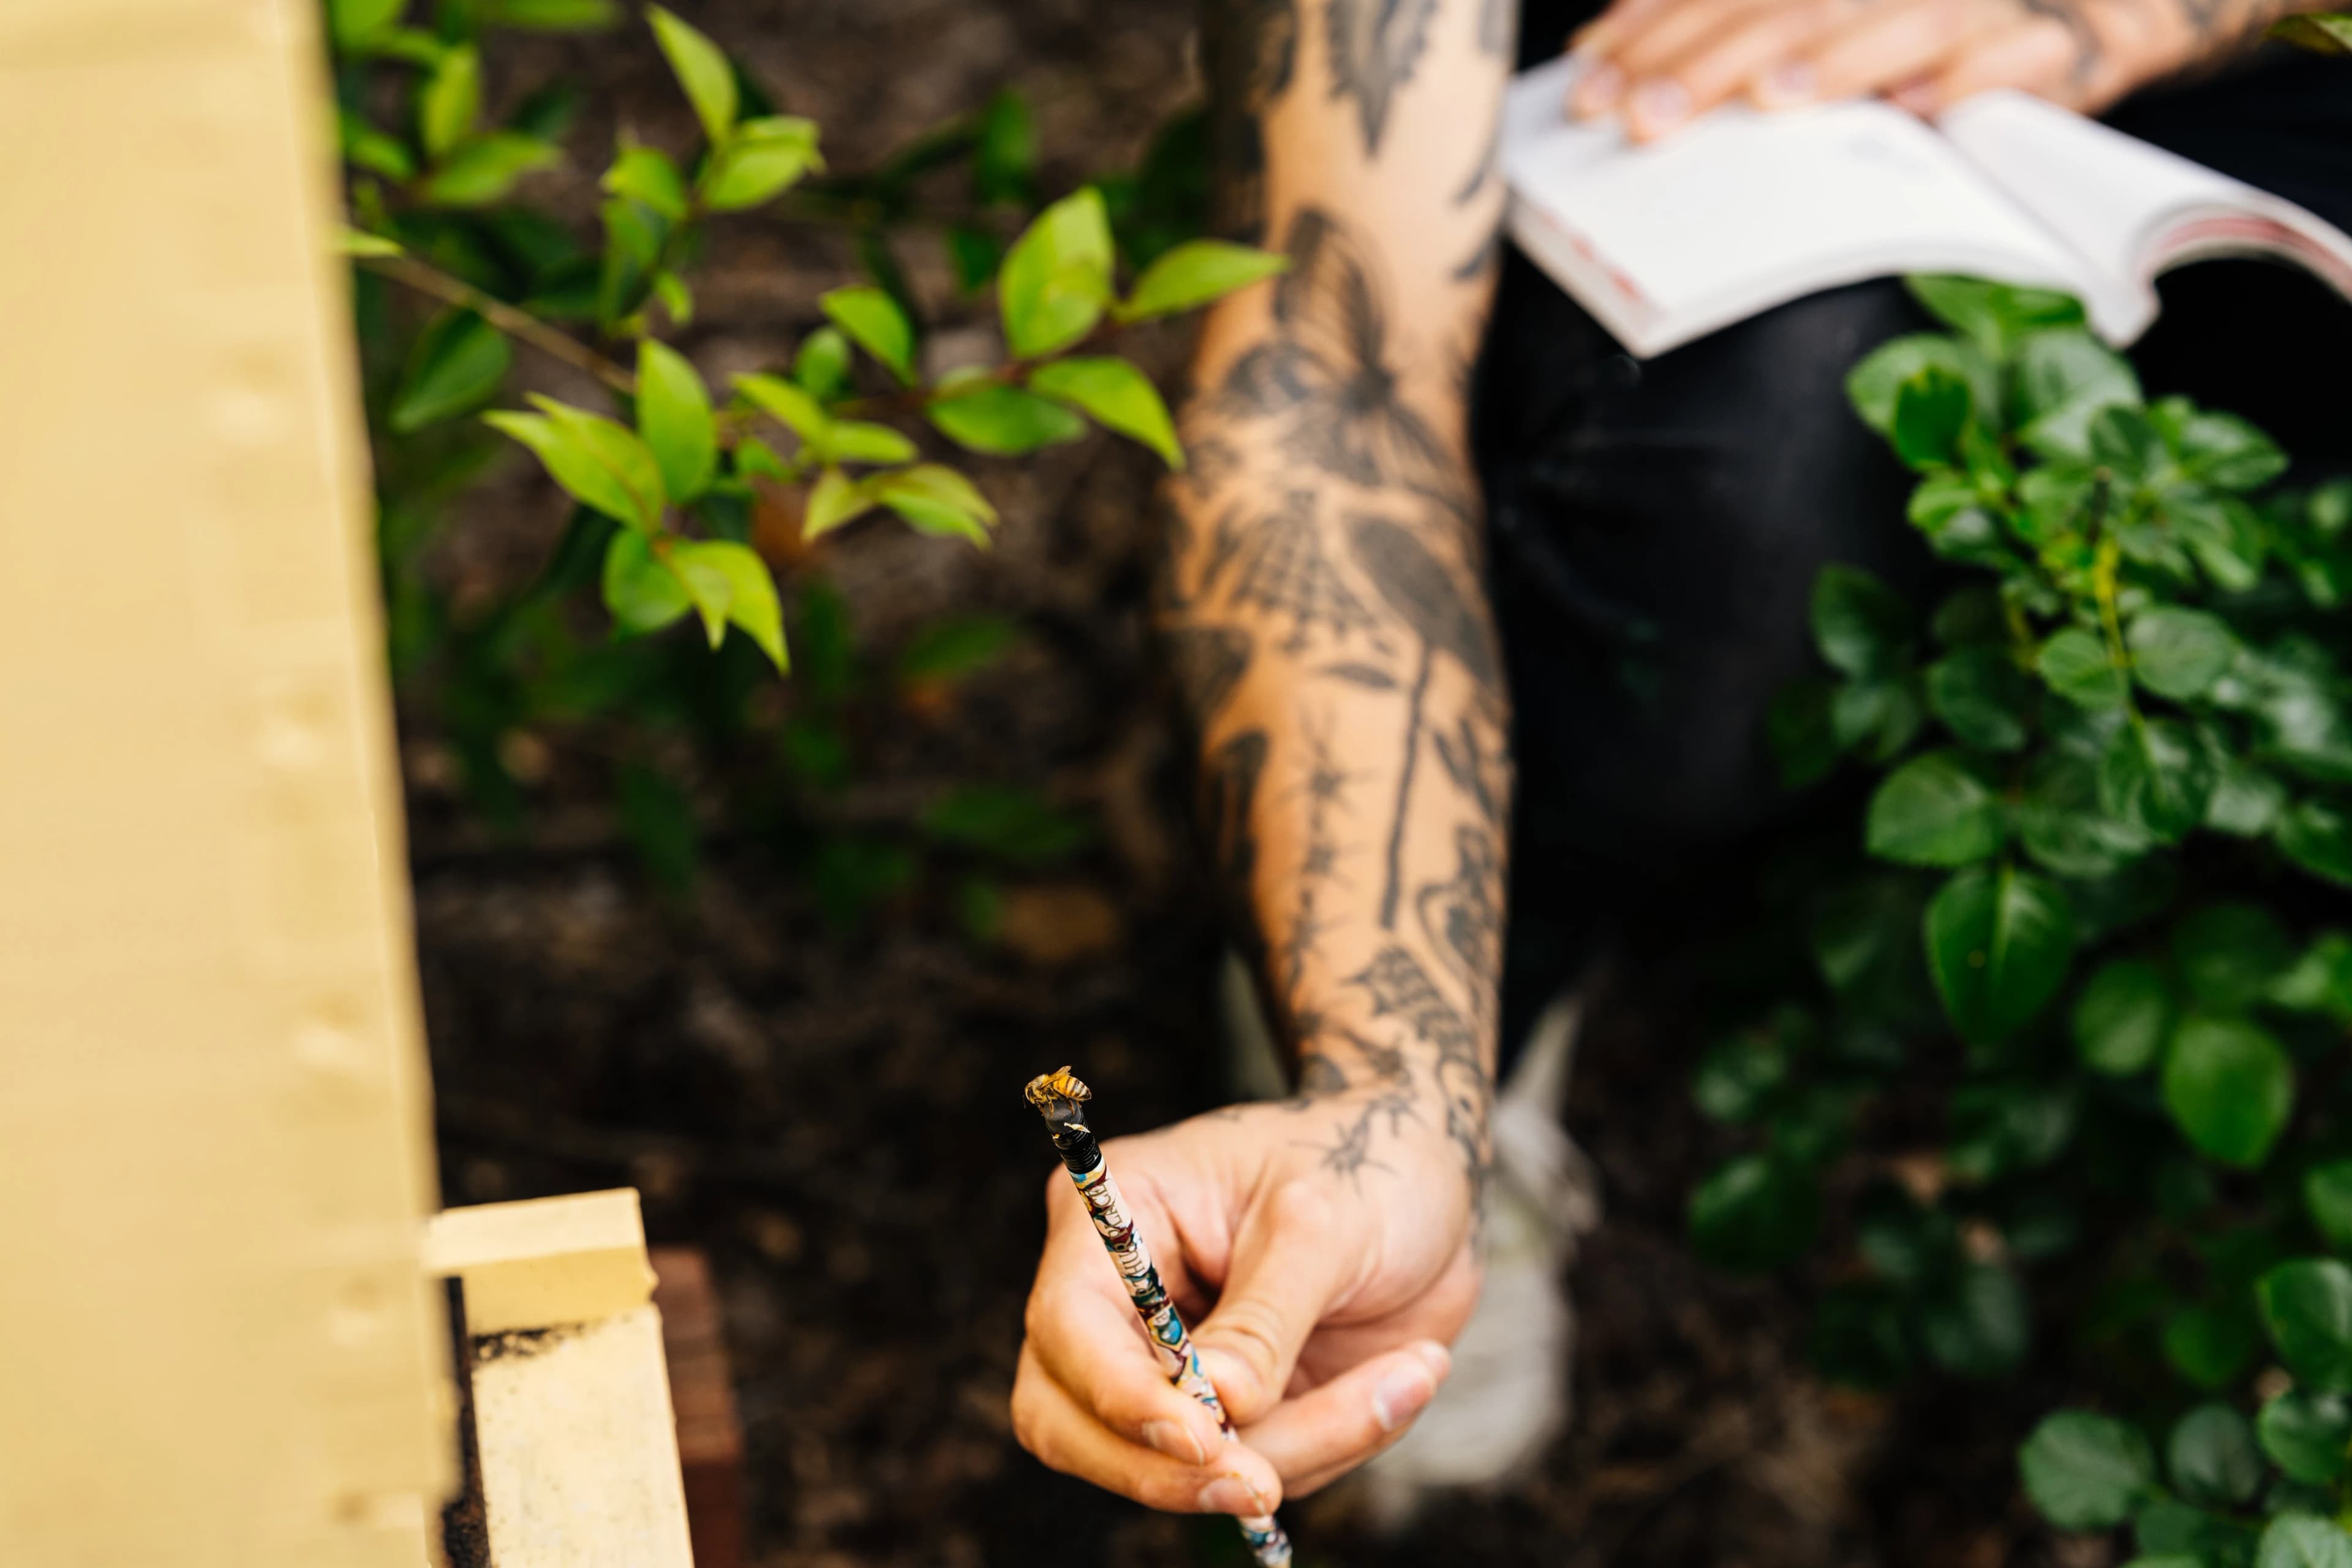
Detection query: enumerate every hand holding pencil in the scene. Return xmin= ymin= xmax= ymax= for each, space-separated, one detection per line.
xmin=1014 ymin=1068 xmax=1469 ymax=1538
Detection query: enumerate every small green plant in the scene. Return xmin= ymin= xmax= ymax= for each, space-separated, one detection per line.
xmin=1690 ymin=275 xmax=2352 ymax=1560
xmin=330 ymin=0 xmax=1270 ymax=892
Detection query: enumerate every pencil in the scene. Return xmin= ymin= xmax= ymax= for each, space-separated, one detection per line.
xmin=1023 ymin=1066 xmax=1293 ymax=1567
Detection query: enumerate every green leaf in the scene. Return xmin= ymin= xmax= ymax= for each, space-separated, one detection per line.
xmin=820 ymin=285 xmax=916 ymax=384
xmin=1687 ymin=1152 xmax=1819 ymax=1273
xmin=1027 ymin=355 xmax=1183 ymax=467
xmin=1812 ymin=564 xmax=1910 ymax=678
xmin=1866 ymin=750 xmax=2005 ymax=867
xmin=2259 ymin=1391 xmax=2352 ymax=1485
xmin=2166 ymin=1404 xmax=2263 ymax=1507
xmin=824 ymin=421 xmax=918 ymax=466
xmin=2273 ymin=10 xmax=2352 ymax=48
xmin=484 ymin=400 xmax=663 ymax=532
xmin=600 ymin=530 xmax=690 ymax=633
xmin=1926 ymin=646 xmax=2032 ymax=752
xmin=2278 ymin=800 xmax=2352 ymax=888
xmin=1947 ymin=1080 xmax=2076 ymax=1182
xmin=2101 ymin=718 xmax=2219 ymax=843
xmin=2018 ymin=751 xmax=2155 ymax=880
xmin=419 ymin=45 xmax=480 ymax=160
xmin=2130 ymin=608 xmax=2238 ymax=702
xmin=703 ymin=115 xmax=821 ymax=211
xmin=636 ymin=340 xmax=715 ymax=502
xmin=2256 ymin=1514 xmax=2352 ymax=1568
xmin=602 ymin=144 xmax=687 ymax=221
xmin=794 ymin=327 xmax=853 ymax=400
xmin=870 ymin=464 xmax=998 ymax=543
xmin=2165 ymin=1016 xmax=2293 ymax=1167
xmin=998 ymin=186 xmax=1115 ymax=359
xmin=390 ymin=309 xmax=511 ymax=432
xmin=927 ymin=384 xmax=1088 ymax=456
xmin=1905 ymin=275 xmax=2084 ymax=358
xmin=2207 ymin=759 xmax=2289 ymax=837
xmin=734 ymin=372 xmax=831 ymax=447
xmin=971 ymin=88 xmax=1037 ymax=206
xmin=664 ymin=540 xmax=732 ymax=646
xmin=1694 ymin=1044 xmax=1789 ymax=1129
xmin=417 ymin=132 xmax=560 ymax=206
xmin=675 ymin=538 xmax=784 ymax=668
xmin=2091 ymin=404 xmax=2166 ymax=481
xmin=2136 ymin=1499 xmax=2259 ymax=1565
xmin=897 ymin=614 xmax=1019 ymax=684
xmin=336 ymin=224 xmax=404 ymax=257
xmin=1891 ymin=366 xmax=1971 ymax=469
xmin=647 ymin=5 xmax=737 ymax=143
xmin=339 ymin=111 xmax=415 ymax=179
xmin=1925 ymin=864 xmax=2077 ymax=1044
xmin=330 ymin=0 xmax=405 ymax=47
xmin=802 ymin=468 xmax=872 ymax=539
xmin=2272 ymin=932 xmax=2352 ymax=1021
xmin=1920 ymin=1262 xmax=2030 ymax=1378
xmin=2012 ymin=330 xmax=2142 ymax=459
xmin=2309 ymin=1163 xmax=2352 ymax=1251
xmin=1118 ymin=239 xmax=1289 ymax=320
xmin=1847 ymin=334 xmax=1997 ymax=437
xmin=734 ymin=435 xmax=789 ymax=482
xmin=2159 ymin=404 xmax=2290 ymax=491
xmin=2174 ymin=903 xmax=2293 ymax=1013
xmin=651 ymin=270 xmax=693 ymax=328
xmin=2019 ymin=1411 xmax=2156 ymax=1531
xmin=2165 ymin=1302 xmax=2258 ymax=1389
xmin=2074 ymin=958 xmax=2173 ymax=1076
xmin=2263 ymin=1261 xmax=2352 ymax=1393
xmin=2040 ymin=627 xmax=2130 ymax=710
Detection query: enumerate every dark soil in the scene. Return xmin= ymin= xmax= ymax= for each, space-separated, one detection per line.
xmin=405 ymin=4 xmax=2108 ymax=1564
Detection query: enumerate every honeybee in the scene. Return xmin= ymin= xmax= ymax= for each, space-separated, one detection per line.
xmin=1024 ymin=1066 xmax=1093 ymax=1109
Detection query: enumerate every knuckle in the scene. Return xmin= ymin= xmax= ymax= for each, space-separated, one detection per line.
xmin=1267 ymin=1177 xmax=1333 ymax=1235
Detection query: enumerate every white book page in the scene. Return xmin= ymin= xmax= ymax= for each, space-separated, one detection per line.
xmin=1500 ymin=58 xmax=2103 ymax=356
xmin=1941 ymin=89 xmax=2352 ymax=324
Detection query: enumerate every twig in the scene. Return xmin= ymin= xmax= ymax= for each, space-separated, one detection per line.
xmin=360 ymin=251 xmax=638 ymax=398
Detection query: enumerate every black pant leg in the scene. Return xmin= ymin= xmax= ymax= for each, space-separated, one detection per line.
xmin=1476 ymin=257 xmax=1937 ymax=1054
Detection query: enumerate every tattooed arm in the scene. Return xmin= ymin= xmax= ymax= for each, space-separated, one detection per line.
xmin=1010 ymin=0 xmax=1515 ymax=1521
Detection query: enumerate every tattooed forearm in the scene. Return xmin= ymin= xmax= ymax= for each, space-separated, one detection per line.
xmin=1174 ymin=0 xmax=1511 ymax=1199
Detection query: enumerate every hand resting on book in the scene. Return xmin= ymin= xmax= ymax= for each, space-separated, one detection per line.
xmin=1561 ymin=0 xmax=2326 ymax=142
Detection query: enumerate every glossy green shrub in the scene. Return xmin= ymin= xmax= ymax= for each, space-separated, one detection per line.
xmin=1697 ymin=275 xmax=2352 ymax=1561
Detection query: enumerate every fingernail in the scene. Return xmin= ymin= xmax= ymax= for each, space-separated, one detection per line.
xmin=1414 ymin=1341 xmax=1454 ymax=1380
xmin=1627 ymin=79 xmax=1691 ymax=134
xmin=1754 ymin=60 xmax=1817 ymax=108
xmin=1142 ymin=1419 xmax=1207 ymax=1466
xmin=1572 ymin=62 xmax=1626 ymax=118
xmin=1197 ymin=1475 xmax=1268 ymax=1516
xmin=1372 ymin=1362 xmax=1437 ymax=1433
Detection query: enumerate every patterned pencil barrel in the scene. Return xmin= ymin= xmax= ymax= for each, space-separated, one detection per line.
xmin=1023 ymin=1068 xmax=1293 ymax=1568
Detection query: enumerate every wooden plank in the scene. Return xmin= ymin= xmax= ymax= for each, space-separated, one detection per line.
xmin=0 ymin=1 xmax=451 ymax=1563
xmin=429 ymin=1193 xmax=696 ymax=1568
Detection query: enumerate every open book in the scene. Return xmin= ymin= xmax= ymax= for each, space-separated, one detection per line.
xmin=1499 ymin=55 xmax=2352 ymax=358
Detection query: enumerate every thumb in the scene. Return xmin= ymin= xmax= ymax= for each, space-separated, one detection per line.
xmin=1191 ymin=1180 xmax=1352 ymax=1426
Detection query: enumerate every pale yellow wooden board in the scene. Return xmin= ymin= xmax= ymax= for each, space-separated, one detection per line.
xmin=0 ymin=0 xmax=451 ymax=1561
xmin=426 ymin=1189 xmax=659 ymax=1336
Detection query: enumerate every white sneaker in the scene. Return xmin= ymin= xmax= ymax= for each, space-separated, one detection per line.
xmin=1357 ymin=989 xmax=1600 ymax=1526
